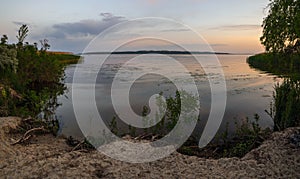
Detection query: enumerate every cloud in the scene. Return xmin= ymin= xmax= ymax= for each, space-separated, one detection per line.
xmin=12 ymin=21 xmax=29 ymax=26
xmin=99 ymin=13 xmax=125 ymax=22
xmin=210 ymin=43 xmax=228 ymax=47
xmin=26 ymin=13 xmax=127 ymax=52
xmin=209 ymin=24 xmax=261 ymax=31
xmin=160 ymin=28 xmax=190 ymax=32
xmin=50 ymin=13 xmax=126 ymax=39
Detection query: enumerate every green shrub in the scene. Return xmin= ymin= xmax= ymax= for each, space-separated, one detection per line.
xmin=0 ymin=45 xmax=18 ymax=73
xmin=273 ymin=79 xmax=300 ymax=131
xmin=0 ymin=25 xmax=70 ymax=123
xmin=248 ymin=52 xmax=300 ymax=131
xmin=224 ymin=114 xmax=270 ymax=158
xmin=178 ymin=114 xmax=271 ymax=158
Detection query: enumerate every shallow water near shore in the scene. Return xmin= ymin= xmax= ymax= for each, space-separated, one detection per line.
xmin=55 ymin=54 xmax=281 ymax=140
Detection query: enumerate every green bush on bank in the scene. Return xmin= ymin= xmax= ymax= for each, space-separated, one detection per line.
xmin=273 ymin=79 xmax=300 ymax=131
xmin=178 ymin=114 xmax=272 ymax=158
xmin=0 ymin=25 xmax=79 ymax=121
xmin=248 ymin=53 xmax=300 ymax=131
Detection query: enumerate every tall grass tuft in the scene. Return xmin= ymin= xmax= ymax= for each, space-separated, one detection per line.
xmin=273 ymin=79 xmax=300 ymax=131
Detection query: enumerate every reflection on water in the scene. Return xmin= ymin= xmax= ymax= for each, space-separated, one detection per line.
xmin=56 ymin=54 xmax=280 ymax=139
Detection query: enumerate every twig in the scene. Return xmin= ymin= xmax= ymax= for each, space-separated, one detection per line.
xmin=11 ymin=126 xmax=45 ymax=145
xmin=151 ymin=134 xmax=160 ymax=141
xmin=213 ymin=147 xmax=219 ymax=153
xmin=187 ymin=146 xmax=202 ymax=149
xmin=134 ymin=133 xmax=153 ymax=140
xmin=71 ymin=140 xmax=85 ymax=152
xmin=23 ymin=116 xmax=33 ymax=122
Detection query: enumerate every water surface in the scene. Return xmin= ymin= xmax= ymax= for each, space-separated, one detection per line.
xmin=56 ymin=54 xmax=280 ymax=139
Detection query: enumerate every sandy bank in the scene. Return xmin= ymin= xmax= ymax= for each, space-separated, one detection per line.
xmin=0 ymin=117 xmax=299 ymax=178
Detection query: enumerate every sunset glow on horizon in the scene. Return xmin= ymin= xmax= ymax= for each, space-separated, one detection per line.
xmin=0 ymin=0 xmax=269 ymax=53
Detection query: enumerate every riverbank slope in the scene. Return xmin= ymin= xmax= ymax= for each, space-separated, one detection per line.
xmin=0 ymin=117 xmax=299 ymax=178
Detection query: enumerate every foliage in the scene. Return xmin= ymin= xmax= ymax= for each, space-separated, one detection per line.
xmin=272 ymin=79 xmax=300 ymax=131
xmin=40 ymin=39 xmax=50 ymax=51
xmin=11 ymin=117 xmax=59 ymax=135
xmin=109 ymin=116 xmax=118 ymax=135
xmin=1 ymin=35 xmax=8 ymax=45
xmin=178 ymin=114 xmax=271 ymax=158
xmin=247 ymin=53 xmax=300 ymax=80
xmin=261 ymin=0 xmax=300 ymax=53
xmin=16 ymin=24 xmax=29 ymax=46
xmin=49 ymin=53 xmax=81 ymax=65
xmin=252 ymin=0 xmax=300 ymax=133
xmin=0 ymin=87 xmax=17 ymax=116
xmin=141 ymin=90 xmax=198 ymax=137
xmin=248 ymin=54 xmax=300 ymax=132
xmin=128 ymin=124 xmax=136 ymax=137
xmin=107 ymin=90 xmax=199 ymax=139
xmin=0 ymin=25 xmax=77 ymax=123
xmin=0 ymin=45 xmax=18 ymax=73
xmin=223 ymin=114 xmax=269 ymax=158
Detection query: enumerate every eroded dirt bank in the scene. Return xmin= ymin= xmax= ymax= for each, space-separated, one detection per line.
xmin=0 ymin=117 xmax=299 ymax=178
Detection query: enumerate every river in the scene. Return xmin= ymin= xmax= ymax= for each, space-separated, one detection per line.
xmin=55 ymin=54 xmax=280 ymax=139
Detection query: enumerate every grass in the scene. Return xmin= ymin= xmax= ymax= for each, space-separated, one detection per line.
xmin=178 ymin=114 xmax=272 ymax=159
xmin=272 ymin=79 xmax=300 ymax=131
xmin=51 ymin=53 xmax=81 ymax=65
xmin=248 ymin=52 xmax=300 ymax=131
xmin=104 ymin=91 xmax=271 ymax=159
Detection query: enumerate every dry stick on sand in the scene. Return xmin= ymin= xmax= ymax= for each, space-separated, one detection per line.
xmin=11 ymin=126 xmax=45 ymax=145
xmin=23 ymin=116 xmax=33 ymax=122
xmin=71 ymin=140 xmax=85 ymax=152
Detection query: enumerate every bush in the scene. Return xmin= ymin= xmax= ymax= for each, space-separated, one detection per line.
xmin=248 ymin=52 xmax=300 ymax=131
xmin=223 ymin=114 xmax=271 ymax=158
xmin=273 ymin=79 xmax=300 ymax=131
xmin=0 ymin=25 xmax=74 ymax=122
xmin=139 ymin=90 xmax=198 ymax=137
xmin=178 ymin=114 xmax=271 ymax=158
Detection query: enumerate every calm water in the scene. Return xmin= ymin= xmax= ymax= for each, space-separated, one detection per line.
xmin=55 ymin=54 xmax=280 ymax=139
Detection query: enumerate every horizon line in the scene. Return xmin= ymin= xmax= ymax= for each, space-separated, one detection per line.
xmin=77 ymin=50 xmax=254 ymax=55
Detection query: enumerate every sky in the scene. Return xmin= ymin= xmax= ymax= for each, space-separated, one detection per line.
xmin=0 ymin=0 xmax=270 ymax=54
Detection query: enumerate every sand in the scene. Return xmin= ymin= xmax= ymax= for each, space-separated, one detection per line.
xmin=0 ymin=117 xmax=299 ymax=178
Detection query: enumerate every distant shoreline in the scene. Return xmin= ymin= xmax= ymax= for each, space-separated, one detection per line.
xmin=78 ymin=50 xmax=251 ymax=55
